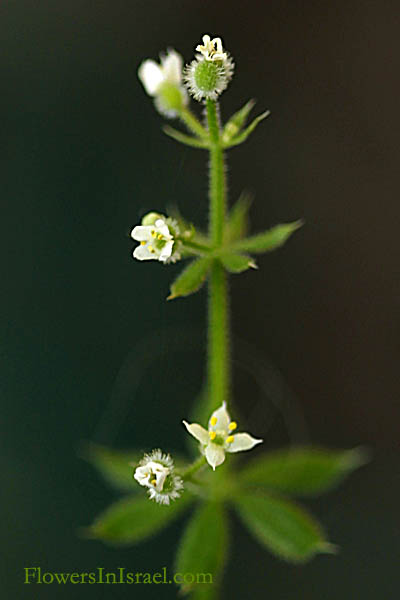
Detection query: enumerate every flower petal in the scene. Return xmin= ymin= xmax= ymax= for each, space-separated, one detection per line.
xmin=182 ymin=421 xmax=209 ymax=445
xmin=154 ymin=219 xmax=171 ymax=238
xmin=161 ymin=50 xmax=183 ymax=85
xmin=138 ymin=60 xmax=164 ymax=96
xmin=205 ymin=443 xmax=225 ymax=470
xmin=131 ymin=225 xmax=152 ymax=241
xmin=133 ymin=244 xmax=155 ymax=261
xmin=209 ymin=401 xmax=230 ymax=432
xmin=225 ymin=432 xmax=263 ymax=453
xmin=159 ymin=240 xmax=174 ymax=262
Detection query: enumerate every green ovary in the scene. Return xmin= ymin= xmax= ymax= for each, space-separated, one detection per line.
xmin=194 ymin=61 xmax=219 ymax=92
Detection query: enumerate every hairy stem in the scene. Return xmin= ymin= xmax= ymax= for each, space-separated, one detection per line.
xmin=181 ymin=239 xmax=212 ymax=255
xmin=207 ymin=100 xmax=226 ymax=246
xmin=206 ymin=99 xmax=230 ymax=413
xmin=180 ymin=456 xmax=207 ymax=481
xmin=180 ymin=107 xmax=208 ymax=139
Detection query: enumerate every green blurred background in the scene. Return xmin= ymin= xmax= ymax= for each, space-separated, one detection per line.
xmin=2 ymin=0 xmax=399 ymax=598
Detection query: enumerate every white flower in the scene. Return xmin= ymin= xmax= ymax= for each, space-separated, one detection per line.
xmin=196 ymin=34 xmax=227 ymax=62
xmin=183 ymin=402 xmax=263 ymax=470
xmin=138 ymin=49 xmax=188 ymax=117
xmin=133 ymin=449 xmax=183 ymax=505
xmin=131 ymin=216 xmax=177 ymax=263
xmin=184 ymin=34 xmax=234 ymax=102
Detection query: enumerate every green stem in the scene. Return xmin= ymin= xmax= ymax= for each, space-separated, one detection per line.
xmin=180 ymin=107 xmax=208 ymax=139
xmin=208 ymin=262 xmax=229 ymax=411
xmin=180 ymin=456 xmax=207 ymax=481
xmin=181 ymin=239 xmax=212 ymax=254
xmin=206 ymin=99 xmax=230 ymax=413
xmin=206 ymin=100 xmax=226 ymax=246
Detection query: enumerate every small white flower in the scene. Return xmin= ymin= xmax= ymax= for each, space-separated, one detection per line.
xmin=131 ymin=216 xmax=178 ymax=263
xmin=183 ymin=402 xmax=263 ymax=470
xmin=196 ymin=34 xmax=227 ymax=62
xmin=133 ymin=449 xmax=183 ymax=505
xmin=138 ymin=49 xmax=188 ymax=117
xmin=184 ymin=34 xmax=234 ymax=102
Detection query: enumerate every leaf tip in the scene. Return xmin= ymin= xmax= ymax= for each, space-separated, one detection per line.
xmin=78 ymin=526 xmax=96 ymax=540
xmin=293 ymin=218 xmax=305 ymax=230
xmin=346 ymin=445 xmax=371 ymax=469
xmin=259 ymin=109 xmax=271 ymax=120
xmin=320 ymin=541 xmax=339 ymax=556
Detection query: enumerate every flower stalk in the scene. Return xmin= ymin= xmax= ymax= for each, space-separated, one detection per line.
xmin=206 ymin=99 xmax=230 ymax=415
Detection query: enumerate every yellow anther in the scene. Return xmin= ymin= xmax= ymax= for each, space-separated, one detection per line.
xmin=157 ymin=233 xmax=163 ymax=240
xmin=140 ymin=240 xmax=146 ymax=246
xmin=151 ymin=479 xmax=157 ymax=486
xmin=226 ymin=435 xmax=235 ymax=444
xmin=151 ymin=230 xmax=157 ymax=238
xmin=228 ymin=421 xmax=237 ymax=431
xmin=148 ymin=245 xmax=155 ymax=253
xmin=210 ymin=416 xmax=218 ymax=426
xmin=209 ymin=431 xmax=216 ymax=441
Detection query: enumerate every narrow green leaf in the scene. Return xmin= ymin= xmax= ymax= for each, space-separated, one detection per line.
xmin=240 ymin=446 xmax=368 ymax=496
xmin=224 ymin=192 xmax=252 ymax=243
xmin=224 ymin=110 xmax=271 ymax=148
xmin=175 ymin=501 xmax=228 ymax=593
xmin=190 ymin=582 xmax=220 ymax=600
xmin=233 ymin=220 xmax=303 ymax=254
xmin=221 ymin=99 xmax=255 ymax=144
xmin=234 ymin=492 xmax=335 ymax=563
xmin=163 ymin=126 xmax=209 ymax=149
xmin=86 ymin=494 xmax=192 ymax=546
xmin=168 ymin=258 xmax=212 ymax=300
xmin=219 ymin=252 xmax=257 ymax=274
xmin=80 ymin=442 xmax=138 ymax=493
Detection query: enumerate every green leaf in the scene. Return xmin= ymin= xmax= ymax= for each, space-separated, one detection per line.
xmin=223 ymin=110 xmax=271 ymax=148
xmin=86 ymin=493 xmax=192 ymax=546
xmin=221 ymin=99 xmax=255 ymax=144
xmin=240 ymin=446 xmax=368 ymax=497
xmin=219 ymin=252 xmax=257 ymax=273
xmin=81 ymin=442 xmax=139 ymax=493
xmin=175 ymin=501 xmax=228 ymax=593
xmin=168 ymin=258 xmax=212 ymax=300
xmin=224 ymin=192 xmax=252 ymax=243
xmin=233 ymin=220 xmax=303 ymax=254
xmin=234 ymin=492 xmax=335 ymax=563
xmin=190 ymin=582 xmax=220 ymax=600
xmin=163 ymin=126 xmax=209 ymax=149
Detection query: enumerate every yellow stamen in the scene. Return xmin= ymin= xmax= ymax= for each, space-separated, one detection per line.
xmin=151 ymin=479 xmax=157 ymax=486
xmin=140 ymin=240 xmax=146 ymax=246
xmin=148 ymin=245 xmax=155 ymax=253
xmin=151 ymin=230 xmax=157 ymax=238
xmin=209 ymin=431 xmax=216 ymax=441
xmin=210 ymin=416 xmax=218 ymax=426
xmin=226 ymin=435 xmax=235 ymax=444
xmin=228 ymin=421 xmax=237 ymax=431
xmin=157 ymin=233 xmax=163 ymax=240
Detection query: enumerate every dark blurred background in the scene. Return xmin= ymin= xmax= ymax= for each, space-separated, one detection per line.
xmin=1 ymin=1 xmax=399 ymax=598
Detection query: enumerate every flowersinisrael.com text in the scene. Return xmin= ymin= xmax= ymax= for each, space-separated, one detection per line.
xmin=24 ymin=567 xmax=212 ymax=586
